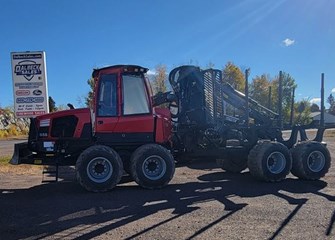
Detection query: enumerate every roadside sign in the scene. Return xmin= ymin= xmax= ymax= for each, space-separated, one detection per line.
xmin=11 ymin=51 xmax=49 ymax=118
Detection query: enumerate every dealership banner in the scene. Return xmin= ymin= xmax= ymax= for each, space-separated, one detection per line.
xmin=11 ymin=51 xmax=49 ymax=118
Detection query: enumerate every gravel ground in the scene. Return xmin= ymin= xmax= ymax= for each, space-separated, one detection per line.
xmin=0 ymin=135 xmax=334 ymax=240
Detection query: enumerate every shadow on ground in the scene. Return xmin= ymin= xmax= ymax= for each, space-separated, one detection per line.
xmin=1 ymin=160 xmax=334 ymax=240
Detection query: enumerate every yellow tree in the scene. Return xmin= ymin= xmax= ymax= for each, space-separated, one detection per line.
xmin=222 ymin=62 xmax=245 ymax=92
xmin=85 ymin=78 xmax=95 ymax=108
xmin=249 ymin=74 xmax=271 ymax=107
xmin=152 ymin=64 xmax=167 ymax=94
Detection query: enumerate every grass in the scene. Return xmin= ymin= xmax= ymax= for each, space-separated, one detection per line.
xmin=0 ymin=134 xmax=28 ymax=140
xmin=0 ymin=155 xmax=10 ymax=164
xmin=0 ymin=155 xmax=42 ymax=174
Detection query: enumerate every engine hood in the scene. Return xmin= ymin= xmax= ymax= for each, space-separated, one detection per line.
xmin=36 ymin=108 xmax=91 ymax=121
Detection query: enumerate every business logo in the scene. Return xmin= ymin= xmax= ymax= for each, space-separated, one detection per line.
xmin=15 ymin=90 xmax=30 ymax=96
xmin=16 ymin=97 xmax=44 ymax=103
xmin=14 ymin=60 xmax=41 ymax=81
xmin=33 ymin=89 xmax=42 ymax=96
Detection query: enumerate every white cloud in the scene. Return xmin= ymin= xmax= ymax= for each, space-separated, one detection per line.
xmin=283 ymin=38 xmax=295 ymax=47
xmin=331 ymin=88 xmax=335 ymax=93
xmin=147 ymin=69 xmax=156 ymax=75
xmin=310 ymin=98 xmax=321 ymax=105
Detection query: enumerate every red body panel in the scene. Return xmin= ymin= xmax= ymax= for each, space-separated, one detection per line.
xmin=36 ymin=108 xmax=91 ymax=139
xmin=154 ymin=108 xmax=172 ymax=144
xmin=113 ymin=115 xmax=154 ymax=133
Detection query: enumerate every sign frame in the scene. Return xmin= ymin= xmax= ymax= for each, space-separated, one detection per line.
xmin=11 ymin=51 xmax=49 ymax=118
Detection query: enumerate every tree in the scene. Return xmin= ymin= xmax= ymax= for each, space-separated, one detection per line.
xmin=294 ymin=99 xmax=311 ymax=125
xmin=271 ymin=72 xmax=297 ymax=124
xmin=57 ymin=104 xmax=67 ymax=111
xmin=222 ymin=62 xmax=245 ymax=92
xmin=310 ymin=103 xmax=320 ymax=112
xmin=48 ymin=96 xmax=57 ymax=112
xmin=152 ymin=64 xmax=167 ymax=94
xmin=85 ymin=78 xmax=95 ymax=108
xmin=327 ymin=94 xmax=335 ymax=115
xmin=206 ymin=61 xmax=215 ymax=69
xmin=249 ymin=74 xmax=271 ymax=107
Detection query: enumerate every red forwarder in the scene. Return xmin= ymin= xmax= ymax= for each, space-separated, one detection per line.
xmin=11 ymin=65 xmax=332 ymax=192
xmin=12 ymin=65 xmax=175 ymax=192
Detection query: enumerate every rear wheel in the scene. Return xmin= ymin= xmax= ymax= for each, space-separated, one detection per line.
xmin=248 ymin=141 xmax=292 ymax=182
xmin=291 ymin=141 xmax=331 ymax=180
xmin=130 ymin=144 xmax=175 ymax=189
xmin=76 ymin=145 xmax=123 ymax=192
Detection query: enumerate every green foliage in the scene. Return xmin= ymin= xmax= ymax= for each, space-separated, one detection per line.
xmin=248 ymin=71 xmax=298 ymax=124
xmin=293 ymin=99 xmax=312 ymax=125
xmin=327 ymin=94 xmax=335 ymax=115
xmin=222 ymin=62 xmax=245 ymax=92
xmin=152 ymin=64 xmax=167 ymax=94
xmin=0 ymin=156 xmax=10 ymax=165
xmin=310 ymin=103 xmax=320 ymax=112
xmin=271 ymin=72 xmax=297 ymax=124
xmin=85 ymin=78 xmax=95 ymax=108
xmin=48 ymin=96 xmax=57 ymax=112
xmin=249 ymin=74 xmax=271 ymax=107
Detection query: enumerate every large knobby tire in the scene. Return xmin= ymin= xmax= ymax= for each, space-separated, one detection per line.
xmin=76 ymin=145 xmax=123 ymax=192
xmin=291 ymin=141 xmax=331 ymax=180
xmin=130 ymin=144 xmax=175 ymax=189
xmin=216 ymin=157 xmax=248 ymax=173
xmin=248 ymin=141 xmax=292 ymax=182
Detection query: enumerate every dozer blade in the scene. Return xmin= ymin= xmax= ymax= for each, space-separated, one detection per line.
xmin=10 ymin=142 xmax=33 ymax=165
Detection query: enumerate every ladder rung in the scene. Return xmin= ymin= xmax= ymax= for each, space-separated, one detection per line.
xmin=42 ymin=165 xmax=59 ymax=183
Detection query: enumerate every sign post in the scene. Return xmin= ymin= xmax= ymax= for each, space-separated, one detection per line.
xmin=11 ymin=51 xmax=49 ymax=118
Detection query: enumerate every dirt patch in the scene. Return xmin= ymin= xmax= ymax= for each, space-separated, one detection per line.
xmin=0 ymin=164 xmax=42 ymax=174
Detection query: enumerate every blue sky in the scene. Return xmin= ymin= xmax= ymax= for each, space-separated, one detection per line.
xmin=1 ymin=0 xmax=334 ymax=108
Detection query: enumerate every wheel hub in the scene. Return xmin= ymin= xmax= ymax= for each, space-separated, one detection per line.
xmin=307 ymin=151 xmax=325 ymax=172
xmin=87 ymin=157 xmax=113 ymax=183
xmin=267 ymin=151 xmax=286 ymax=174
xmin=142 ymin=155 xmax=167 ymax=180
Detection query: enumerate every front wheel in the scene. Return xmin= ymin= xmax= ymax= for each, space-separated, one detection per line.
xmin=248 ymin=141 xmax=292 ymax=182
xmin=76 ymin=145 xmax=123 ymax=192
xmin=291 ymin=141 xmax=331 ymax=180
xmin=130 ymin=144 xmax=175 ymax=189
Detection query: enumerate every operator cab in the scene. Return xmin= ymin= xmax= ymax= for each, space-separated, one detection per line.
xmin=91 ymin=65 xmax=170 ymax=146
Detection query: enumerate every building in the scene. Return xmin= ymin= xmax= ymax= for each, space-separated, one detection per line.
xmin=310 ymin=112 xmax=335 ymax=125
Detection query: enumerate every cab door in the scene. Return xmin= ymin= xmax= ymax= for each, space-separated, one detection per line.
xmin=113 ymin=73 xmax=155 ymax=143
xmin=94 ymin=72 xmax=120 ymax=142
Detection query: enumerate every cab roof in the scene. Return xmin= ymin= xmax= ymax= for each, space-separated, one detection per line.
xmin=92 ymin=65 xmax=148 ymax=78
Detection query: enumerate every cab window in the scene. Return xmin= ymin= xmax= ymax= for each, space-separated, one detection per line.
xmin=97 ymin=74 xmax=117 ymax=117
xmin=122 ymin=74 xmax=150 ymax=115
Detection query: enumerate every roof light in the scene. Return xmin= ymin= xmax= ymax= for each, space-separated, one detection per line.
xmin=123 ymin=66 xmax=146 ymax=73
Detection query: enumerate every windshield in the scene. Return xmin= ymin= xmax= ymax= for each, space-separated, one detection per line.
xmin=122 ymin=74 xmax=150 ymax=115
